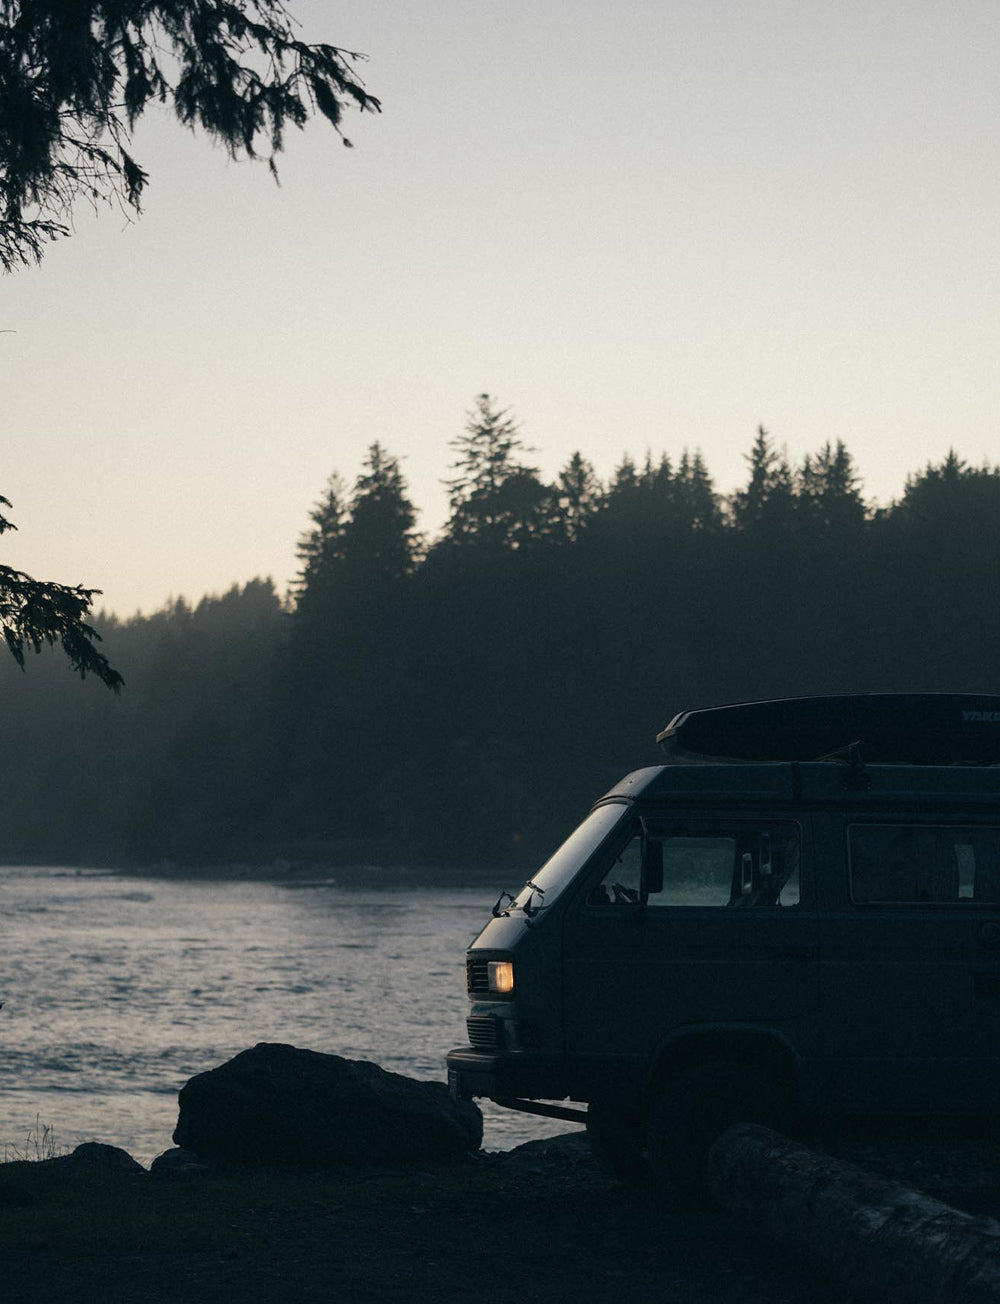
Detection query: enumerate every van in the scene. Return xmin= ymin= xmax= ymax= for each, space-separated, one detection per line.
xmin=446 ymin=694 xmax=1000 ymax=1198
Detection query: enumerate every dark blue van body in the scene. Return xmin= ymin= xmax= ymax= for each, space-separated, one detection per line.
xmin=447 ymin=695 xmax=1000 ymax=1184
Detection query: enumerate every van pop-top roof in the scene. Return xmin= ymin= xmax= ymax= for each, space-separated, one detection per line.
xmin=656 ymin=694 xmax=1000 ymax=766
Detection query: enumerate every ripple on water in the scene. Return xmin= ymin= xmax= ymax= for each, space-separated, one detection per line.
xmin=0 ymin=867 xmax=582 ymax=1159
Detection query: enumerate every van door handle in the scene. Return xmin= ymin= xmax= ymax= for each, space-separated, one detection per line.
xmin=769 ymin=946 xmax=816 ymax=962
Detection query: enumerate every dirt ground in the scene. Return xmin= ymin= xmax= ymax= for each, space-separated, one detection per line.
xmin=6 ymin=1132 xmax=1000 ymax=1304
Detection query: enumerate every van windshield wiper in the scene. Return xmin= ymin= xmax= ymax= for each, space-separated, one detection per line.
xmin=491 ymin=891 xmax=516 ymax=918
xmin=520 ymin=881 xmax=546 ymax=917
xmin=492 ymin=881 xmax=548 ymax=919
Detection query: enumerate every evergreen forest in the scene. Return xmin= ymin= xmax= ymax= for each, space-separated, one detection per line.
xmin=2 ymin=396 xmax=999 ymax=874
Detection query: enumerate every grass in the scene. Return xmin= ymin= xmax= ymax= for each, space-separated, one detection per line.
xmin=0 ymin=1166 xmax=323 ymax=1252
xmin=3 ymin=1115 xmax=61 ymax=1163
xmin=0 ymin=1108 xmax=501 ymax=1258
xmin=0 ymin=1156 xmax=495 ymax=1255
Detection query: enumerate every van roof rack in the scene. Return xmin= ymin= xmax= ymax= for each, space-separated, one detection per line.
xmin=656 ymin=694 xmax=1000 ymax=766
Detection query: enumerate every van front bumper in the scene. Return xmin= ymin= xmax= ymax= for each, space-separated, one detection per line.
xmin=446 ymin=1046 xmax=567 ymax=1102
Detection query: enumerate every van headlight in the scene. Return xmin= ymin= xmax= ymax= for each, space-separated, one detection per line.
xmin=487 ymin=960 xmax=515 ymax=994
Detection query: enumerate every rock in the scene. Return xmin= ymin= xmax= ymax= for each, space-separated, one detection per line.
xmin=47 ymin=1142 xmax=146 ymax=1178
xmin=173 ymin=1043 xmax=483 ymax=1166
xmin=484 ymin=1130 xmax=613 ymax=1193
xmin=150 ymin=1147 xmax=211 ymax=1180
xmin=498 ymin=1132 xmax=591 ymax=1167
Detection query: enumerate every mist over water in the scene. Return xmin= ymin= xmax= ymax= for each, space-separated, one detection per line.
xmin=0 ymin=867 xmax=580 ymax=1164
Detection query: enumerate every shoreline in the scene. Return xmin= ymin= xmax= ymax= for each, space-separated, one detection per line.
xmin=4 ymin=1131 xmax=1000 ymax=1304
xmin=127 ymin=860 xmax=518 ymax=889
xmin=1 ymin=856 xmax=531 ymax=890
xmin=0 ymin=1135 xmax=848 ymax=1304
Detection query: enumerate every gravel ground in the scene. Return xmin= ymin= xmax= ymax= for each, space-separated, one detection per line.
xmin=5 ymin=1132 xmax=1000 ymax=1304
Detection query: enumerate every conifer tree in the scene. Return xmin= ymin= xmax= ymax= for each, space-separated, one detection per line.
xmin=730 ymin=426 xmax=796 ymax=534
xmin=554 ymin=451 xmax=602 ymax=542
xmin=607 ymin=453 xmax=639 ymax=499
xmin=443 ymin=394 xmax=544 ymax=549
xmin=0 ymin=1 xmax=380 ymax=269
xmin=638 ymin=451 xmax=677 ymax=526
xmin=596 ymin=450 xmax=685 ymax=558
xmin=797 ymin=440 xmax=866 ymax=534
xmin=293 ymin=471 xmax=347 ymax=613
xmin=899 ymin=450 xmax=1000 ymax=519
xmin=342 ymin=443 xmax=420 ymax=584
xmin=895 ymin=451 xmax=1000 ymax=551
xmin=675 ymin=449 xmax=721 ymax=532
xmin=644 ymin=450 xmax=674 ymax=498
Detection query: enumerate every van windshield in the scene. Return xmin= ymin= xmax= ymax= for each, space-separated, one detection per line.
xmin=512 ymin=803 xmax=629 ymax=910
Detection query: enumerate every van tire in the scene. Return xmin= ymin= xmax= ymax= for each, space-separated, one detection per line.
xmin=586 ymin=1103 xmax=650 ymax=1184
xmin=646 ymin=1060 xmax=784 ymax=1208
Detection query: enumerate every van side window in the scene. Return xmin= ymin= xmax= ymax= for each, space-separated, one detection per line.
xmin=587 ymin=826 xmax=800 ymax=908
xmin=588 ymin=836 xmax=643 ymax=905
xmin=654 ymin=836 xmax=737 ymax=906
xmin=850 ymin=825 xmax=1000 ymax=904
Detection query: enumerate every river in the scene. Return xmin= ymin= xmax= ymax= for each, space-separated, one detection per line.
xmin=0 ymin=865 xmax=581 ymax=1164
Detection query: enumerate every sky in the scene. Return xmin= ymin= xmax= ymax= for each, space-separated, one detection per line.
xmin=2 ymin=0 xmax=999 ymax=617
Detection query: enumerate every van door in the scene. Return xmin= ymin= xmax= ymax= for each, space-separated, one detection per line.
xmin=815 ymin=815 xmax=1000 ymax=1116
xmin=561 ymin=813 xmax=819 ymax=1096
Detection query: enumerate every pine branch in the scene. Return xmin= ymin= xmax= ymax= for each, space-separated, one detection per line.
xmin=0 ymin=561 xmax=123 ymax=689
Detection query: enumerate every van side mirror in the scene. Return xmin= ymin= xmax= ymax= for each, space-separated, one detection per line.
xmin=642 ymin=838 xmax=664 ymax=897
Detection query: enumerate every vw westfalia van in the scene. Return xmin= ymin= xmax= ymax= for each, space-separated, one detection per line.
xmin=447 ymin=694 xmax=1000 ymax=1197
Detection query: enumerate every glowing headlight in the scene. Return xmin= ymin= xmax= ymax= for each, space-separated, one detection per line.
xmin=487 ymin=960 xmax=515 ymax=994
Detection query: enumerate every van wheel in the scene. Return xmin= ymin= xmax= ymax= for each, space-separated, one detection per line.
xmin=586 ymin=1103 xmax=650 ymax=1184
xmin=646 ymin=1060 xmax=783 ymax=1208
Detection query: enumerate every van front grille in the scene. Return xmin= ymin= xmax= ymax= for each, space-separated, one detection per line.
xmin=467 ymin=1015 xmax=503 ymax=1051
xmin=467 ymin=957 xmax=491 ymax=994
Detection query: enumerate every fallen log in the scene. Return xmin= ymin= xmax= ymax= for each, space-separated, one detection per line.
xmin=708 ymin=1124 xmax=1000 ymax=1304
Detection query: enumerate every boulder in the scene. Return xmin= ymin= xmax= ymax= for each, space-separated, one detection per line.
xmin=149 ymin=1147 xmax=211 ymax=1180
xmin=173 ymin=1043 xmax=483 ymax=1166
xmin=47 ymin=1142 xmax=146 ymax=1178
xmin=497 ymin=1131 xmax=592 ymax=1170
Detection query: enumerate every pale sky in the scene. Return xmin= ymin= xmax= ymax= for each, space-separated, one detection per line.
xmin=2 ymin=0 xmax=998 ymax=616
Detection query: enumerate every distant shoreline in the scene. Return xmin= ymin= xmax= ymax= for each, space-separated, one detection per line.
xmin=0 ymin=826 xmax=549 ymax=886
xmin=0 ymin=855 xmax=527 ymax=891
xmin=128 ymin=860 xmax=518 ymax=890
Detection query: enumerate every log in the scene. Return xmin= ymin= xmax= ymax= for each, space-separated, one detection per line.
xmin=708 ymin=1124 xmax=1000 ymax=1304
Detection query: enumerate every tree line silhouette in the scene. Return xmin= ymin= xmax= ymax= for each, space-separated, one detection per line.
xmin=2 ymin=396 xmax=998 ymax=871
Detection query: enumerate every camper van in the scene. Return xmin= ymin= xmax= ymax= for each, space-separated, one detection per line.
xmin=446 ymin=694 xmax=1000 ymax=1198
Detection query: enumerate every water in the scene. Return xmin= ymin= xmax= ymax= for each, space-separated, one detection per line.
xmin=0 ymin=866 xmax=582 ymax=1164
